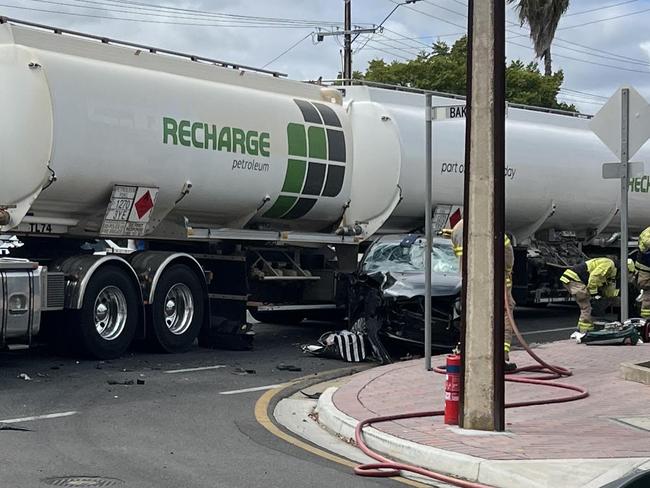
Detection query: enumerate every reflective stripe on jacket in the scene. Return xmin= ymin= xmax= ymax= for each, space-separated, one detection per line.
xmin=560 ymin=257 xmax=617 ymax=296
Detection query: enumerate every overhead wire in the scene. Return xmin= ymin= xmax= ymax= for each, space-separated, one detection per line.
xmin=382 ymin=26 xmax=433 ymax=49
xmin=420 ymin=0 xmax=467 ymax=19
xmin=3 ymin=0 xmax=356 ymax=29
xmin=564 ymin=0 xmax=639 ymax=17
xmin=0 ymin=2 xmax=336 ymax=27
xmin=262 ymin=32 xmax=314 ymax=68
xmin=559 ymin=87 xmax=608 ymax=100
xmin=25 ymin=0 xmax=320 ymax=25
xmin=364 ymin=44 xmax=411 ymax=61
xmin=390 ymin=0 xmax=650 ymax=74
xmin=557 ymin=6 xmax=650 ymax=30
xmin=365 ymin=38 xmax=421 ymax=55
xmin=70 ymin=0 xmax=351 ymax=27
xmin=508 ymin=39 xmax=650 ymax=74
xmin=397 ymin=0 xmax=650 ymax=69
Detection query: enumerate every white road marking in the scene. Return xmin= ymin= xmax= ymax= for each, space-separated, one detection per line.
xmin=0 ymin=411 xmax=78 ymax=424
xmin=219 ymin=384 xmax=286 ymax=395
xmin=521 ymin=326 xmax=576 ymax=336
xmin=164 ymin=365 xmax=227 ymax=374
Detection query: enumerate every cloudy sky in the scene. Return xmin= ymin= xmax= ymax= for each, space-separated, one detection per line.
xmin=2 ymin=0 xmax=650 ymax=113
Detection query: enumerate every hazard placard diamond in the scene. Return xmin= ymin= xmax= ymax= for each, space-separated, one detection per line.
xmin=134 ymin=190 xmax=154 ymax=220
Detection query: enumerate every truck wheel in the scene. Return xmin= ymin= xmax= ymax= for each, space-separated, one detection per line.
xmin=249 ymin=310 xmax=304 ymax=325
xmin=149 ymin=265 xmax=204 ymax=353
xmin=75 ymin=266 xmax=139 ymax=359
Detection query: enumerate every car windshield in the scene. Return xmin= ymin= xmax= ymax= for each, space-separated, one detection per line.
xmin=362 ymin=238 xmax=459 ymax=275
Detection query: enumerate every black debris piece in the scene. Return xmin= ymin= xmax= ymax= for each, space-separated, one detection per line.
xmin=107 ymin=379 xmax=134 ymax=386
xmin=277 ymin=364 xmax=302 ymax=372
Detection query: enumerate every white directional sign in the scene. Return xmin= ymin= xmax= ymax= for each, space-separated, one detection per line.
xmin=432 ymin=104 xmax=466 ymax=120
xmin=590 ymin=86 xmax=650 ymax=160
xmin=602 ymin=161 xmax=644 ymax=179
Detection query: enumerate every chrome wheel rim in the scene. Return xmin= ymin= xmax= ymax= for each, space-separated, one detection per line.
xmin=164 ymin=283 xmax=194 ymax=335
xmin=94 ymin=286 xmax=128 ymax=341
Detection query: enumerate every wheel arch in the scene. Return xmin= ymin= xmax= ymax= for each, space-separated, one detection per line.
xmin=129 ymin=251 xmax=209 ymax=340
xmin=54 ymin=254 xmax=144 ymax=311
xmin=128 ymin=251 xmax=207 ymax=304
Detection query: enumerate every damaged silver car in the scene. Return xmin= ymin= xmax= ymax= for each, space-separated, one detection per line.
xmin=347 ymin=234 xmax=461 ymax=363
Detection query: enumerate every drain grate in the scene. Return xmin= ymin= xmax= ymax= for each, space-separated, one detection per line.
xmin=42 ymin=477 xmax=124 ymax=487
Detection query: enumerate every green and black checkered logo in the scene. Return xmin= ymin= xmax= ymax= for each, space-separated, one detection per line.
xmin=264 ymin=99 xmax=347 ymax=219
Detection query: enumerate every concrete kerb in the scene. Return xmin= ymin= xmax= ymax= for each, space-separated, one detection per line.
xmin=316 ymin=386 xmax=650 ymax=488
xmin=315 ymin=387 xmax=483 ymax=483
xmin=264 ymin=364 xmax=374 ymax=418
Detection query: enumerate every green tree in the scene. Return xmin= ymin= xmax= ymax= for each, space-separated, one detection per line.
xmin=507 ymin=0 xmax=569 ymax=76
xmin=359 ymin=36 xmax=575 ymax=111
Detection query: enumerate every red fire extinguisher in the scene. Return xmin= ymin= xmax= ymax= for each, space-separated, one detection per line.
xmin=444 ymin=353 xmax=461 ymax=425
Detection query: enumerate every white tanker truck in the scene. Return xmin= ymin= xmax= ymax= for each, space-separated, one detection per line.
xmin=1 ymin=18 xmax=648 ymax=359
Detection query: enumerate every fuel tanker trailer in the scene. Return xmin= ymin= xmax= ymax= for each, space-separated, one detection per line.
xmin=0 ymin=18 xmax=403 ymax=358
xmin=0 ymin=18 xmax=647 ymax=360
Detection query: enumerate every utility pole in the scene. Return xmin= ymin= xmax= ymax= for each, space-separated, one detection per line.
xmin=316 ymin=0 xmax=421 ymax=84
xmin=459 ymin=0 xmax=506 ymax=431
xmin=344 ymin=0 xmax=352 ymax=84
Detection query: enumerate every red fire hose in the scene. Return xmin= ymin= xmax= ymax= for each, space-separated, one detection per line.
xmin=353 ymin=291 xmax=589 ymax=487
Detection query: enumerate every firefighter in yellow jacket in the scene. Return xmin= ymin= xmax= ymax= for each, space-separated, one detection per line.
xmin=635 ymin=226 xmax=650 ymax=319
xmin=560 ymin=258 xmax=623 ymax=332
xmin=450 ymin=219 xmax=516 ymax=365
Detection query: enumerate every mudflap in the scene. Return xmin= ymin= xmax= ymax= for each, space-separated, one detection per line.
xmin=199 ymin=298 xmax=254 ymax=351
xmin=196 ymin=252 xmax=254 ymax=350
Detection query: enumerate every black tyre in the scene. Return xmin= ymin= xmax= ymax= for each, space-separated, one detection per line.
xmin=249 ymin=310 xmax=304 ymax=325
xmin=149 ymin=264 xmax=205 ymax=353
xmin=74 ymin=266 xmax=140 ymax=359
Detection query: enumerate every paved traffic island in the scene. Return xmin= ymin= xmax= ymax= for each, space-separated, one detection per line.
xmin=316 ymin=341 xmax=650 ymax=488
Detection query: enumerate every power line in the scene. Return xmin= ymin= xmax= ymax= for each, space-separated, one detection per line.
xmin=5 ymin=0 xmax=356 ymax=28
xmin=565 ymin=0 xmax=638 ymax=17
xmin=364 ymin=44 xmax=411 ymax=61
xmin=390 ymin=0 xmax=468 ymax=31
xmin=72 ymin=0 xmax=350 ymax=26
xmin=558 ymin=6 xmax=650 ymax=30
xmin=559 ymin=88 xmax=608 ymax=100
xmin=0 ymin=2 xmax=334 ymax=27
xmin=508 ymin=39 xmax=650 ymax=74
xmin=548 ymin=39 xmax=650 ymax=67
xmin=413 ymin=32 xmax=466 ymax=39
xmin=552 ymin=37 xmax=650 ymax=66
xmin=27 ymin=0 xmax=324 ymax=26
xmin=368 ymin=36 xmax=422 ymax=53
xmin=420 ymin=0 xmax=467 ymax=19
xmin=557 ymin=96 xmax=604 ymax=106
xmin=382 ymin=26 xmax=432 ymax=48
xmin=394 ymin=0 xmax=650 ymax=69
xmin=506 ymin=28 xmax=650 ymax=68
xmin=262 ymin=32 xmax=313 ymax=68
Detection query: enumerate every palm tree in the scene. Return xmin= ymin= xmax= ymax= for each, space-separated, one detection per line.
xmin=508 ymin=0 xmax=569 ymax=76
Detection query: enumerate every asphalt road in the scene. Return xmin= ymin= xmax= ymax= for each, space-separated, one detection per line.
xmin=0 ymin=305 xmax=582 ymax=488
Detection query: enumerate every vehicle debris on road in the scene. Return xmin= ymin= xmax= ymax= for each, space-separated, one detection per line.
xmin=276 ymin=364 xmax=302 ymax=372
xmin=107 ymin=379 xmax=134 ymax=386
xmin=232 ymin=367 xmax=257 ymax=375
